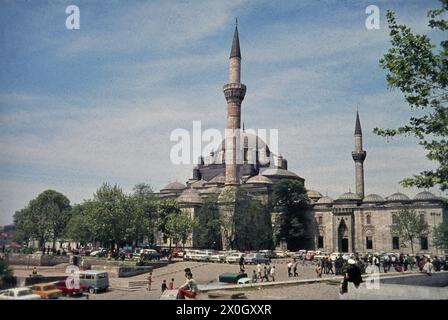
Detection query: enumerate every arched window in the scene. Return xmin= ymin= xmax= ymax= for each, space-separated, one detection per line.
xmin=318 ymin=216 xmax=323 ymax=225
xmin=366 ymin=215 xmax=371 ymax=224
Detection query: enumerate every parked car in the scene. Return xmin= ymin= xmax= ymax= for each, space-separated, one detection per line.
xmin=258 ymin=250 xmax=275 ymax=259
xmin=0 ymin=287 xmax=41 ymax=300
xmin=31 ymin=283 xmax=62 ymax=299
xmin=90 ymin=248 xmax=108 ymax=257
xmin=210 ymin=251 xmax=227 ymax=263
xmin=53 ymin=279 xmax=86 ymax=296
xmin=225 ymin=252 xmax=245 ymax=264
xmin=274 ymin=250 xmax=287 ymax=258
xmin=76 ymin=270 xmax=109 ymax=294
xmin=189 ymin=250 xmax=213 ymax=262
xmin=237 ymin=277 xmax=253 ymax=284
xmin=330 ymin=252 xmax=342 ymax=261
xmin=244 ymin=253 xmax=269 ymax=264
xmin=314 ymin=252 xmax=330 ymax=260
xmin=134 ymin=248 xmax=162 ymax=261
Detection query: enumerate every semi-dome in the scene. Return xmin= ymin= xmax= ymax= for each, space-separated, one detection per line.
xmin=246 ymin=175 xmax=273 ymax=185
xmin=307 ymin=190 xmax=323 ymax=200
xmin=337 ymin=192 xmax=362 ymax=201
xmin=386 ymin=192 xmax=410 ymax=201
xmin=191 ymin=179 xmax=206 ymax=188
xmin=178 ymin=188 xmax=203 ymax=204
xmin=161 ymin=181 xmax=186 ymax=191
xmin=414 ymin=191 xmax=439 ymax=201
xmin=200 ymin=186 xmax=222 ymax=194
xmin=316 ymin=196 xmax=334 ymax=205
xmin=208 ymin=175 xmax=225 ymax=184
xmin=363 ymin=194 xmax=384 ymax=203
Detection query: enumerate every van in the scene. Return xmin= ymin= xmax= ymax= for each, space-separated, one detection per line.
xmin=76 ymin=270 xmax=109 ymax=294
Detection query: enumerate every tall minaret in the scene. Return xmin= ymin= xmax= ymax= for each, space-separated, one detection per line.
xmin=223 ymin=20 xmax=246 ymax=186
xmin=352 ymin=111 xmax=367 ymax=198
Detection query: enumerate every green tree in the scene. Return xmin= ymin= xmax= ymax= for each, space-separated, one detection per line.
xmin=273 ymin=179 xmax=311 ymax=251
xmin=194 ymin=195 xmax=222 ymax=249
xmin=433 ymin=221 xmax=448 ymax=250
xmin=132 ymin=183 xmax=158 ymax=246
xmin=87 ymin=183 xmax=133 ymax=249
xmin=13 ymin=190 xmax=71 ymax=250
xmin=156 ymin=199 xmax=182 ymax=247
xmin=375 ymin=1 xmax=448 ymax=191
xmin=65 ymin=203 xmax=94 ymax=246
xmin=390 ymin=209 xmax=430 ymax=254
xmin=164 ymin=210 xmax=197 ymax=248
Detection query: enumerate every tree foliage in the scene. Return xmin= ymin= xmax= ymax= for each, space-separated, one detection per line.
xmin=194 ymin=195 xmax=222 ymax=249
xmin=164 ymin=210 xmax=197 ymax=247
xmin=273 ymin=179 xmax=311 ymax=251
xmin=390 ymin=209 xmax=430 ymax=254
xmin=433 ymin=221 xmax=448 ymax=249
xmin=376 ymin=1 xmax=448 ymax=191
xmin=13 ymin=190 xmax=71 ymax=249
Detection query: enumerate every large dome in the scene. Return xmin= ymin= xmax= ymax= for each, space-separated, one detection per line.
xmin=363 ymin=194 xmax=384 ymax=203
xmin=208 ymin=175 xmax=225 ymax=184
xmin=316 ymin=196 xmax=334 ymax=205
xmin=337 ymin=192 xmax=362 ymax=201
xmin=386 ymin=192 xmax=410 ymax=201
xmin=246 ymin=175 xmax=273 ymax=185
xmin=414 ymin=191 xmax=438 ymax=201
xmin=261 ymin=168 xmax=301 ymax=179
xmin=178 ymin=188 xmax=203 ymax=204
xmin=161 ymin=181 xmax=186 ymax=192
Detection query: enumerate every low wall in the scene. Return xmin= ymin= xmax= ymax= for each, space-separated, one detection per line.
xmin=91 ymin=265 xmax=154 ymax=277
xmin=3 ymin=253 xmax=69 ymax=266
xmin=380 ymin=271 xmax=448 ymax=287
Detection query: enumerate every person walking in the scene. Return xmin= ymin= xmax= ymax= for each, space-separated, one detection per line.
xmin=257 ymin=263 xmax=262 ymax=280
xmin=161 ymin=280 xmax=167 ymax=293
xmin=270 ymin=266 xmax=276 ymax=282
xmin=239 ymin=255 xmax=245 ymax=273
xmin=168 ymin=278 xmax=174 ymax=290
xmin=263 ymin=266 xmax=269 ymax=282
xmin=293 ymin=259 xmax=299 ymax=277
xmin=146 ymin=272 xmax=153 ymax=291
xmin=422 ymin=258 xmax=434 ymax=276
xmin=252 ymin=270 xmax=258 ymax=283
xmin=340 ymin=259 xmax=362 ymax=294
xmin=287 ymin=261 xmax=293 ymax=277
xmin=327 ymin=258 xmax=334 ymax=275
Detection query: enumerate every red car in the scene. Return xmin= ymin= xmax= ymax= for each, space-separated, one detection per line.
xmin=54 ymin=280 xmax=86 ymax=296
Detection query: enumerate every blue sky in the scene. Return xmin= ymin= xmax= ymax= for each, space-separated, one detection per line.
xmin=0 ymin=0 xmax=446 ymax=224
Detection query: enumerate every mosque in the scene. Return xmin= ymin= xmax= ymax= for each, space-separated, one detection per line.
xmin=156 ymin=24 xmax=446 ymax=255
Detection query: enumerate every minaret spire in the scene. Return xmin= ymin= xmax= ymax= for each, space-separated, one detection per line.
xmin=223 ymin=21 xmax=246 ymax=185
xmin=352 ymin=111 xmax=366 ymax=199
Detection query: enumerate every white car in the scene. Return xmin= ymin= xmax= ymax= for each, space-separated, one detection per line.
xmin=0 ymin=287 xmax=41 ymax=300
xmin=210 ymin=252 xmax=227 ymax=263
xmin=237 ymin=277 xmax=253 ymax=285
xmin=225 ymin=252 xmax=245 ymax=264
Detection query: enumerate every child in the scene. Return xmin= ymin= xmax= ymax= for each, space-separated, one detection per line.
xmin=168 ymin=278 xmax=174 ymax=290
xmin=161 ymin=279 xmax=167 ymax=292
xmin=315 ymin=265 xmax=322 ymax=278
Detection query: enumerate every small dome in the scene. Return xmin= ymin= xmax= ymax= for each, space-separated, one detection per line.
xmin=161 ymin=181 xmax=186 ymax=191
xmin=363 ymin=194 xmax=384 ymax=203
xmin=246 ymin=175 xmax=273 ymax=184
xmin=316 ymin=196 xmax=334 ymax=205
xmin=337 ymin=192 xmax=362 ymax=201
xmin=414 ymin=191 xmax=438 ymax=201
xmin=386 ymin=192 xmax=410 ymax=201
xmin=178 ymin=188 xmax=203 ymax=204
xmin=208 ymin=175 xmax=225 ymax=184
xmin=307 ymin=190 xmax=323 ymax=200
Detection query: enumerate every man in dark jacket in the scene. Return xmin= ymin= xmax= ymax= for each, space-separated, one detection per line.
xmin=340 ymin=259 xmax=362 ymax=294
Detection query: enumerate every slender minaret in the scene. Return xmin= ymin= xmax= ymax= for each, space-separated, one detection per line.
xmin=352 ymin=111 xmax=367 ymax=198
xmin=223 ymin=20 xmax=246 ymax=185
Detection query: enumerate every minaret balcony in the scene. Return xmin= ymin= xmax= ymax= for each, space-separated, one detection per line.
xmin=352 ymin=151 xmax=366 ymax=161
xmin=223 ymin=83 xmax=246 ymax=102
